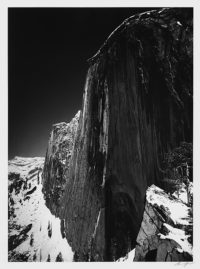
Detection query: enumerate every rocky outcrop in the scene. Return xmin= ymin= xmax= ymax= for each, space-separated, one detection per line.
xmin=42 ymin=111 xmax=80 ymax=216
xmin=134 ymin=184 xmax=193 ymax=261
xmin=43 ymin=8 xmax=193 ymax=261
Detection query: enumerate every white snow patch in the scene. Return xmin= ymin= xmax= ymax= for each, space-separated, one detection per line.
xmin=158 ymin=223 xmax=192 ymax=256
xmin=13 ymin=182 xmax=74 ymax=261
xmin=146 ymin=185 xmax=191 ymax=226
xmin=8 ymin=157 xmax=74 ymax=262
xmin=8 ymin=157 xmax=44 ymax=179
xmin=61 ymin=159 xmax=66 ymax=165
xmin=117 ymin=248 xmax=135 ymax=262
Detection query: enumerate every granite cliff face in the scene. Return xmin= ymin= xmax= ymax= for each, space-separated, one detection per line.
xmin=42 ymin=111 xmax=80 ymax=216
xmin=42 ymin=8 xmax=193 ymax=261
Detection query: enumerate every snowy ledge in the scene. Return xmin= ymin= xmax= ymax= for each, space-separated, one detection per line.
xmin=146 ymin=184 xmax=192 ymax=257
xmin=146 ymin=185 xmax=192 ymax=226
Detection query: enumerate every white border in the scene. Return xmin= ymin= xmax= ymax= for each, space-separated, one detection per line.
xmin=1 ymin=1 xmax=200 ymax=269
xmin=0 ymin=0 xmax=198 ymax=7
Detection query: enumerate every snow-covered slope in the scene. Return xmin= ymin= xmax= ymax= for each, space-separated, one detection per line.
xmin=134 ymin=184 xmax=193 ymax=261
xmin=8 ymin=156 xmax=74 ymax=262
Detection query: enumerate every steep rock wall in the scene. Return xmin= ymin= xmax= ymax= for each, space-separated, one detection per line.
xmin=42 ymin=111 xmax=80 ymax=216
xmin=43 ymin=8 xmax=193 ymax=261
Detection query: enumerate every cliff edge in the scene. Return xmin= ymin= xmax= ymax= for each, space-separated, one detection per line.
xmin=42 ymin=8 xmax=193 ymax=261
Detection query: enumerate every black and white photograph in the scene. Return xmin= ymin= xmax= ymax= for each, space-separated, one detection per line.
xmin=0 ymin=0 xmax=199 ymax=265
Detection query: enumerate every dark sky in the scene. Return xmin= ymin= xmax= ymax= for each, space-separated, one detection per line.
xmin=8 ymin=7 xmax=155 ymax=159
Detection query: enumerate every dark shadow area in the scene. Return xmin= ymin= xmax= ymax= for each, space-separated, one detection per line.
xmin=145 ymin=249 xmax=157 ymax=261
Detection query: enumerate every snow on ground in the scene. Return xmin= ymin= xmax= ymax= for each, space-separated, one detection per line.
xmin=158 ymin=223 xmax=192 ymax=256
xmin=8 ymin=157 xmax=74 ymax=262
xmin=146 ymin=185 xmax=191 ymax=226
xmin=8 ymin=156 xmax=44 ymax=179
xmin=117 ymin=248 xmax=135 ymax=262
xmin=146 ymin=184 xmax=192 ymax=257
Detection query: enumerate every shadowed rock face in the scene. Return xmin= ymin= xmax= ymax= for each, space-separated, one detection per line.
xmin=42 ymin=111 xmax=80 ymax=216
xmin=43 ymin=8 xmax=193 ymax=261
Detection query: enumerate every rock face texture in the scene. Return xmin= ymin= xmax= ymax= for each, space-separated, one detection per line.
xmin=134 ymin=185 xmax=193 ymax=261
xmin=42 ymin=8 xmax=193 ymax=261
xmin=42 ymin=111 xmax=80 ymax=216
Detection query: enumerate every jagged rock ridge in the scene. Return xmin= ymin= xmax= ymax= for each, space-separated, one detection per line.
xmin=42 ymin=8 xmax=193 ymax=261
xmin=42 ymin=111 xmax=80 ymax=216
